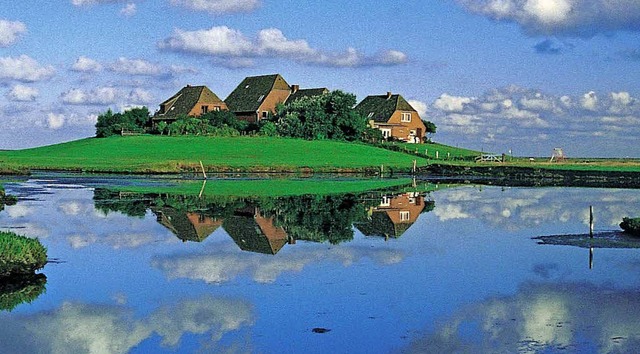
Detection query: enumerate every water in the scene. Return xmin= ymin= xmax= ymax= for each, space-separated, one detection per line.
xmin=1 ymin=176 xmax=640 ymax=353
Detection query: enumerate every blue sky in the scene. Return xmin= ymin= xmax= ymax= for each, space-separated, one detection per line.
xmin=1 ymin=0 xmax=640 ymax=157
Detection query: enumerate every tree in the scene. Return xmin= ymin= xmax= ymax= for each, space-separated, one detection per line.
xmin=95 ymin=107 xmax=151 ymax=137
xmin=274 ymin=90 xmax=367 ymax=141
xmin=422 ymin=120 xmax=437 ymax=134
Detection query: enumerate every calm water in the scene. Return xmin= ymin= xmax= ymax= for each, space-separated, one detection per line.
xmin=2 ymin=176 xmax=640 ymax=353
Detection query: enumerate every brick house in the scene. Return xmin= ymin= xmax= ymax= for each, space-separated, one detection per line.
xmin=224 ymin=74 xmax=293 ymax=123
xmin=152 ymin=85 xmax=227 ymax=126
xmin=355 ymin=92 xmax=427 ymax=143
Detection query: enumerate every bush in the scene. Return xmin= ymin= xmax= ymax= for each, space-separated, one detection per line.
xmin=0 ymin=232 xmax=47 ymax=277
xmin=95 ymin=107 xmax=151 ymax=137
xmin=620 ymin=217 xmax=640 ymax=235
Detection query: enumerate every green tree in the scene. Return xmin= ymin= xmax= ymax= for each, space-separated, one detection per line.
xmin=95 ymin=107 xmax=151 ymax=137
xmin=275 ymin=90 xmax=367 ymax=141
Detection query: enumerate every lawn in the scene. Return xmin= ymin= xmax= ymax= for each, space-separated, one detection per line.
xmin=0 ymin=136 xmax=428 ymax=173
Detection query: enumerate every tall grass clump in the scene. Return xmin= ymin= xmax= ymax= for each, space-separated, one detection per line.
xmin=0 ymin=231 xmax=47 ymax=277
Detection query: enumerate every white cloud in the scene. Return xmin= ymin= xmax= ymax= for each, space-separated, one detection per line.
xmin=120 ymin=3 xmax=137 ymax=16
xmin=61 ymin=86 xmax=153 ymax=106
xmin=71 ymin=0 xmax=130 ymax=5
xmin=0 ymin=55 xmax=55 ymax=82
xmin=110 ymin=57 xmax=163 ymax=76
xmin=170 ymin=0 xmax=260 ymax=15
xmin=581 ymin=91 xmax=598 ymax=111
xmin=433 ymin=93 xmax=473 ymax=112
xmin=408 ymin=100 xmax=428 ymax=117
xmin=71 ymin=56 xmax=103 ymax=72
xmin=159 ymin=26 xmax=408 ymax=68
xmin=0 ymin=20 xmax=27 ymax=47
xmin=7 ymin=84 xmax=38 ymax=101
xmin=429 ymin=86 xmax=640 ymax=157
xmin=457 ymin=0 xmax=640 ymax=37
xmin=47 ymin=113 xmax=65 ymax=130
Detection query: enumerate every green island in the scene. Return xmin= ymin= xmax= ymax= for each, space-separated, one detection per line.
xmin=1 ymin=135 xmax=639 ymax=176
xmin=0 ymin=231 xmax=47 ymax=278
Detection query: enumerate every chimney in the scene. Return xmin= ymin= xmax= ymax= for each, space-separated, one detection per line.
xmin=291 ymin=84 xmax=300 ymax=93
xmin=386 ymin=91 xmax=392 ymax=99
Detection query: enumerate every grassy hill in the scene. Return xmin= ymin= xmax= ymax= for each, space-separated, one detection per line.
xmin=0 ymin=136 xmax=428 ymax=173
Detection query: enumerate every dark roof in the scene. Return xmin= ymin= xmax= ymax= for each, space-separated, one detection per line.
xmin=223 ymin=215 xmax=287 ymax=255
xmin=153 ymin=208 xmax=220 ymax=242
xmin=355 ymin=212 xmax=413 ymax=239
xmin=285 ymin=88 xmax=329 ymax=104
xmin=225 ymin=74 xmax=290 ymax=113
xmin=153 ymin=85 xmax=224 ymax=120
xmin=354 ymin=94 xmax=417 ymax=123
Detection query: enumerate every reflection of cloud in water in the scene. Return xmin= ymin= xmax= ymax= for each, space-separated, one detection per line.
xmin=0 ymin=296 xmax=254 ymax=353
xmin=434 ymin=187 xmax=640 ymax=232
xmin=401 ymin=282 xmax=640 ymax=353
xmin=5 ymin=204 xmax=33 ymax=218
xmin=154 ymin=243 xmax=405 ymax=284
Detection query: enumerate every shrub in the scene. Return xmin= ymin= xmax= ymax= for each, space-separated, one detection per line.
xmin=620 ymin=217 xmax=640 ymax=235
xmin=0 ymin=232 xmax=47 ymax=277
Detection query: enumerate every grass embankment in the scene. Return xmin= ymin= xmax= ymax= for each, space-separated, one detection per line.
xmin=0 ymin=231 xmax=47 ymax=277
xmin=0 ymin=136 xmax=427 ymax=174
xmin=620 ymin=218 xmax=640 ymax=236
xmin=116 ymin=178 xmax=417 ymax=197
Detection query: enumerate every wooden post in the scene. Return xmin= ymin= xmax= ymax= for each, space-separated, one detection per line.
xmin=436 ymin=151 xmax=439 ymax=159
xmin=589 ymin=247 xmax=594 ymax=270
xmin=199 ymin=160 xmax=207 ymax=180
xmin=412 ymin=160 xmax=417 ymax=174
xmin=198 ymin=179 xmax=207 ymax=198
xmin=589 ymin=206 xmax=594 ymax=238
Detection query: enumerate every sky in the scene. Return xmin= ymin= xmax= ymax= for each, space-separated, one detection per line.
xmin=1 ymin=0 xmax=640 ymax=157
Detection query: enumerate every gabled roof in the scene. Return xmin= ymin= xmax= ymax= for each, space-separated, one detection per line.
xmin=355 ymin=94 xmax=417 ymax=123
xmin=285 ymin=88 xmax=329 ymax=105
xmin=154 ymin=85 xmax=224 ymax=120
xmin=225 ymin=74 xmax=290 ymax=113
xmin=153 ymin=208 xmax=221 ymax=242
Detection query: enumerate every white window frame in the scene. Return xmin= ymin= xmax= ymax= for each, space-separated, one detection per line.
xmin=381 ymin=128 xmax=392 ymax=139
xmin=400 ymin=211 xmax=410 ymax=221
xmin=401 ymin=112 xmax=412 ymax=122
xmin=380 ymin=196 xmax=391 ymax=207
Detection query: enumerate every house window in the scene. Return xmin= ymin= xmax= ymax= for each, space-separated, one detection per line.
xmin=381 ymin=129 xmax=391 ymax=139
xmin=261 ymin=111 xmax=269 ymax=119
xmin=367 ymin=112 xmax=374 ymax=118
xmin=401 ymin=112 xmax=412 ymax=122
xmin=400 ymin=211 xmax=410 ymax=221
xmin=258 ymin=94 xmax=265 ymax=102
xmin=380 ymin=196 xmax=391 ymax=207
xmin=213 ymin=106 xmax=221 ymax=111
xmin=201 ymin=105 xmax=209 ymax=114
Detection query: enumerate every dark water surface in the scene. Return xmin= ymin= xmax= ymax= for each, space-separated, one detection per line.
xmin=2 ymin=176 xmax=640 ymax=353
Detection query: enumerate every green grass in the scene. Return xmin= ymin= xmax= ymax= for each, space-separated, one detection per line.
xmin=0 ymin=232 xmax=47 ymax=277
xmin=107 ymin=177 xmax=417 ymax=197
xmin=379 ymin=141 xmax=482 ymax=160
xmin=0 ymin=136 xmax=428 ymax=173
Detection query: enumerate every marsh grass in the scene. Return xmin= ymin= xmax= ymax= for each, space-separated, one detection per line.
xmin=0 ymin=232 xmax=47 ymax=277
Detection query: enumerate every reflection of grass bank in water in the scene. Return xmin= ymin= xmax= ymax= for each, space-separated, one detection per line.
xmin=0 ymin=232 xmax=48 ymax=277
xmin=534 ymin=232 xmax=640 ymax=249
xmin=0 ymin=273 xmax=46 ymax=312
xmin=110 ymin=178 xmax=422 ymax=197
xmin=620 ymin=217 xmax=640 ymax=236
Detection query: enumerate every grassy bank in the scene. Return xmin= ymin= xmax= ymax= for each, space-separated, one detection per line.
xmin=0 ymin=232 xmax=47 ymax=277
xmin=0 ymin=136 xmax=427 ymax=174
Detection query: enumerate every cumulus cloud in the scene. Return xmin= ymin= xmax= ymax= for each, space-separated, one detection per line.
xmin=7 ymin=84 xmax=38 ymax=101
xmin=60 ymin=86 xmax=153 ymax=105
xmin=159 ymin=26 xmax=407 ymax=68
xmin=71 ymin=56 xmax=103 ymax=72
xmin=170 ymin=0 xmax=260 ymax=15
xmin=408 ymin=100 xmax=428 ymax=117
xmin=429 ymin=86 xmax=640 ymax=157
xmin=0 ymin=55 xmax=55 ymax=82
xmin=120 ymin=3 xmax=137 ymax=16
xmin=110 ymin=57 xmax=164 ymax=76
xmin=71 ymin=0 xmax=131 ymax=6
xmin=0 ymin=19 xmax=27 ymax=47
xmin=47 ymin=113 xmax=66 ymax=130
xmin=457 ymin=0 xmax=640 ymax=37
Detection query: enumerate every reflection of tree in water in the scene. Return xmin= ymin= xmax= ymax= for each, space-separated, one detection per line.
xmin=92 ymin=188 xmax=433 ymax=252
xmin=0 ymin=188 xmax=17 ymax=213
xmin=0 ymin=274 xmax=47 ymax=312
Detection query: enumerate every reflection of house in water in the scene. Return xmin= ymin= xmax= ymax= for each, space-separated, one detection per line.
xmin=153 ymin=208 xmax=222 ymax=242
xmin=223 ymin=206 xmax=292 ymax=255
xmin=356 ymin=192 xmax=427 ymax=239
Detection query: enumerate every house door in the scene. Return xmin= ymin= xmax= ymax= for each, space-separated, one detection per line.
xmin=416 ymin=128 xmax=422 ymax=142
